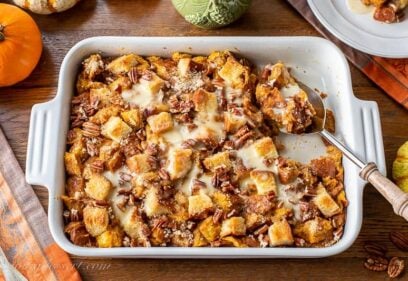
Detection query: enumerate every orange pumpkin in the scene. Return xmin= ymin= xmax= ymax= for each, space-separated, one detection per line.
xmin=0 ymin=3 xmax=42 ymax=87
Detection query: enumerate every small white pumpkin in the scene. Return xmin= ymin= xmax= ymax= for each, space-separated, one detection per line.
xmin=13 ymin=0 xmax=80 ymax=14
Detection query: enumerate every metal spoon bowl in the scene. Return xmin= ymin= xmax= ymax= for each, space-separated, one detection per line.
xmin=280 ymin=81 xmax=408 ymax=221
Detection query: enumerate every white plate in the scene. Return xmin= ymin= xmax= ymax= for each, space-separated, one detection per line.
xmin=26 ymin=36 xmax=385 ymax=258
xmin=308 ymin=0 xmax=408 ymax=58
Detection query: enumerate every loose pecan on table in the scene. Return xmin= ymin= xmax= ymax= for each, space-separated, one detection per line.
xmin=364 ymin=256 xmax=389 ymax=272
xmin=387 ymin=257 xmax=405 ymax=278
xmin=363 ymin=241 xmax=387 ymax=257
xmin=390 ymin=231 xmax=408 ymax=252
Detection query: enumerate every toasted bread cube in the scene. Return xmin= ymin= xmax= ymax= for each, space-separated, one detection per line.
xmin=108 ymin=76 xmax=132 ymax=93
xmin=268 ymin=219 xmax=294 ymax=246
xmin=192 ymin=88 xmax=218 ymax=113
xmin=147 ymin=56 xmax=177 ymax=80
xmin=218 ymin=57 xmax=249 ymax=89
xmin=85 ymin=174 xmax=112 ymax=200
xmin=147 ymin=112 xmax=173 ymax=134
xmin=224 ymin=112 xmax=247 ymax=133
xmin=126 ymin=154 xmax=153 ymax=174
xmin=122 ymin=208 xmax=151 ymax=239
xmin=171 ymin=192 xmax=189 ymax=222
xmin=90 ymin=87 xmax=117 ymax=107
xmin=69 ymin=138 xmax=87 ymax=161
xmin=96 ymin=226 xmax=123 ymax=248
xmin=255 ymin=84 xmax=284 ymax=108
xmin=244 ymin=212 xmax=267 ymax=230
xmin=167 ymin=148 xmax=193 ymax=180
xmin=177 ymin=57 xmax=191 ymax=77
xmin=268 ymin=62 xmax=294 ymax=88
xmin=188 ymin=193 xmax=214 ymax=219
xmin=253 ymin=137 xmax=278 ymax=159
xmin=212 ymin=191 xmax=233 ymax=212
xmin=313 ymin=185 xmax=341 ymax=218
xmin=208 ymin=51 xmax=229 ymax=69
xmin=294 ymin=217 xmax=333 ymax=244
xmin=89 ymin=105 xmax=121 ymax=125
xmin=250 ymin=170 xmax=277 ymax=195
xmin=121 ymin=109 xmax=143 ymax=129
xmin=106 ymin=54 xmax=150 ymax=74
xmin=220 ymin=217 xmax=246 ymax=237
xmin=65 ymin=152 xmax=83 ymax=176
xmin=198 ymin=217 xmax=221 ymax=242
xmin=83 ymin=206 xmax=109 ymax=237
xmin=101 ymin=116 xmax=132 ymax=143
xmin=82 ymin=54 xmax=104 ymax=79
xmin=221 ymin=236 xmax=247 ymax=248
xmin=272 ymin=207 xmax=293 ymax=222
xmin=203 ymin=151 xmax=231 ymax=171
xmin=144 ymin=187 xmax=169 ymax=217
xmin=193 ymin=228 xmax=209 ymax=247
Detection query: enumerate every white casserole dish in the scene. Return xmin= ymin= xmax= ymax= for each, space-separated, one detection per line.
xmin=26 ymin=36 xmax=385 ymax=258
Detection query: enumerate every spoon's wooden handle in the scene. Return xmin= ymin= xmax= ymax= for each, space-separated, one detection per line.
xmin=360 ymin=163 xmax=408 ymax=221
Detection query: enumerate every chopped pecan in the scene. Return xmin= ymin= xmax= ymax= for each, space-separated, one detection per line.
xmin=119 ymin=172 xmax=132 ymax=182
xmin=234 ymin=131 xmax=254 ymax=149
xmin=192 ymin=179 xmax=206 ymax=195
xmin=158 ymin=168 xmax=170 ymax=181
xmin=310 ymin=158 xmax=336 ymax=178
xmin=128 ymin=67 xmax=139 ymax=84
xmin=65 ymin=222 xmax=92 ymax=247
xmin=90 ymin=159 xmax=104 ymax=173
xmin=254 ymin=224 xmax=269 ymax=236
xmin=181 ymin=139 xmax=197 ymax=149
xmin=82 ymin=122 xmax=101 ymax=138
xmin=86 ymin=141 xmax=99 ymax=157
xmin=388 ymin=257 xmax=405 ymax=278
xmin=212 ymin=209 xmax=223 ymax=224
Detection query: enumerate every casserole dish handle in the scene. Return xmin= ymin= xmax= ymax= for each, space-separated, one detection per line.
xmin=356 ymin=99 xmax=386 ymax=175
xmin=26 ymin=99 xmax=60 ymax=189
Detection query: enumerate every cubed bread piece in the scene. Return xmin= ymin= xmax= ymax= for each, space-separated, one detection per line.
xmin=106 ymin=53 xmax=150 ymax=74
xmin=89 ymin=105 xmax=121 ymax=125
xmin=212 ymin=191 xmax=233 ymax=212
xmin=198 ymin=217 xmax=221 ymax=242
xmin=253 ymin=137 xmax=278 ymax=159
xmin=82 ymin=54 xmax=104 ymax=80
xmin=193 ymin=228 xmax=209 ymax=247
xmin=192 ymin=88 xmax=218 ymax=113
xmin=90 ymin=87 xmax=117 ymax=107
xmin=147 ymin=112 xmax=173 ymax=134
xmin=294 ymin=217 xmax=333 ymax=244
xmin=221 ymin=236 xmax=247 ymax=247
xmin=121 ymin=208 xmax=151 ymax=240
xmin=313 ymin=185 xmax=341 ymax=218
xmin=177 ymin=57 xmax=191 ymax=77
xmin=64 ymin=152 xmax=83 ymax=176
xmin=250 ymin=170 xmax=277 ymax=195
xmin=85 ymin=174 xmax=112 ymax=200
xmin=188 ymin=193 xmax=214 ymax=219
xmin=121 ymin=109 xmax=143 ymax=129
xmin=126 ymin=154 xmax=153 ymax=174
xmin=101 ymin=116 xmax=132 ymax=143
xmin=310 ymin=157 xmax=337 ymax=178
xmin=96 ymin=226 xmax=123 ymax=248
xmin=255 ymin=84 xmax=284 ymax=108
xmin=278 ymin=159 xmax=299 ymax=184
xmin=244 ymin=212 xmax=267 ymax=231
xmin=147 ymin=56 xmax=177 ymax=80
xmin=108 ymin=76 xmax=132 ymax=93
xmin=83 ymin=206 xmax=109 ymax=237
xmin=144 ymin=187 xmax=169 ymax=217
xmin=220 ymin=217 xmax=246 ymax=237
xmin=267 ymin=62 xmax=294 ymax=88
xmin=167 ymin=148 xmax=193 ymax=180
xmin=268 ymin=219 xmax=294 ymax=246
xmin=218 ymin=57 xmax=249 ymax=89
xmin=203 ymin=151 xmax=231 ymax=171
xmin=224 ymin=112 xmax=247 ymax=133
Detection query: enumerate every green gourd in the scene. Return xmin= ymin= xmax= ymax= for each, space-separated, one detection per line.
xmin=172 ymin=0 xmax=252 ymax=29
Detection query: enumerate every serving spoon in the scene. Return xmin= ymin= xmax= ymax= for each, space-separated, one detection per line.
xmin=285 ymin=81 xmax=408 ymax=221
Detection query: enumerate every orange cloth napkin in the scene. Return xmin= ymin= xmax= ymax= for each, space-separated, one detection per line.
xmin=0 ymin=126 xmax=81 ymax=281
xmin=287 ymin=0 xmax=408 ymax=109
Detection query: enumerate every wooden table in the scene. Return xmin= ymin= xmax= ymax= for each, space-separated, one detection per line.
xmin=0 ymin=0 xmax=407 ymax=280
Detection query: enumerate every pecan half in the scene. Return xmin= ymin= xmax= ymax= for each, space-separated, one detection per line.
xmin=364 ymin=256 xmax=388 ymax=272
xmin=82 ymin=122 xmax=101 ymax=138
xmin=90 ymin=159 xmax=104 ymax=173
xmin=388 ymin=257 xmax=405 ymax=278
xmin=128 ymin=67 xmax=139 ymax=84
xmin=390 ymin=231 xmax=408 ymax=252
xmin=364 ymin=241 xmax=387 ymax=257
xmin=212 ymin=208 xmax=223 ymax=224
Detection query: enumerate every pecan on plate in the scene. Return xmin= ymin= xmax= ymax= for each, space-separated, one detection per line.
xmin=363 ymin=241 xmax=387 ymax=257
xmin=364 ymin=256 xmax=389 ymax=272
xmin=82 ymin=121 xmax=101 ymax=138
xmin=388 ymin=257 xmax=405 ymax=278
xmin=390 ymin=231 xmax=408 ymax=252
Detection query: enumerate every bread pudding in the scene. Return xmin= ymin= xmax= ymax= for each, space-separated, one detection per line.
xmin=63 ymin=51 xmax=347 ymax=248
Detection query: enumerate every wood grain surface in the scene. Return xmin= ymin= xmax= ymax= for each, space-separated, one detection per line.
xmin=0 ymin=0 xmax=407 ymax=280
